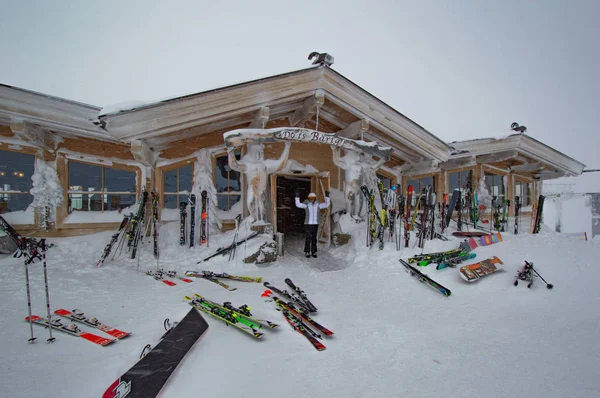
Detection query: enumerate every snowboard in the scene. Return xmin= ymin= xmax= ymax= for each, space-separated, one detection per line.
xmin=102 ymin=308 xmax=208 ymax=398
xmin=478 ymin=232 xmax=502 ymax=246
xmin=445 ymin=189 xmax=460 ymax=227
xmin=452 ymin=231 xmax=489 ymax=238
xmin=459 ymin=256 xmax=504 ymax=282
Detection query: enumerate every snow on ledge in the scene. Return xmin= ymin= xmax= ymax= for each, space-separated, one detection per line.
xmin=64 ymin=206 xmax=136 ymax=224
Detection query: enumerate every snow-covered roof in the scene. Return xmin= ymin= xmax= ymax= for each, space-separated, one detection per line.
xmin=448 ymin=133 xmax=585 ymax=178
xmin=96 ymin=66 xmax=452 ymax=163
xmin=0 ymin=83 xmax=114 ymax=141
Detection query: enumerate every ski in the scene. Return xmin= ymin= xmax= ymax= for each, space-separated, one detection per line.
xmin=199 ymin=231 xmax=260 ymax=262
xmin=102 ymin=308 xmax=208 ymax=398
xmin=145 ymin=271 xmax=177 ymax=286
xmin=284 ymin=278 xmax=318 ymax=312
xmin=96 ymin=216 xmax=130 ymax=267
xmin=192 ymin=274 xmax=237 ymax=291
xmin=405 ymin=185 xmax=413 ymax=247
xmin=408 ymin=248 xmax=463 ymax=264
xmin=399 ymin=259 xmax=451 ymax=296
xmin=201 ymin=190 xmax=208 ymax=244
xmin=189 ymin=194 xmax=196 ymax=247
xmin=270 ymin=295 xmax=333 ymax=336
xmin=54 ymin=309 xmax=130 ymax=339
xmin=263 ymin=281 xmax=312 ymax=312
xmin=151 ymin=192 xmax=159 ymax=260
xmin=193 ymin=294 xmax=279 ymax=329
xmin=159 ymin=270 xmax=193 ymax=283
xmin=186 ymin=270 xmax=262 ymax=283
xmin=179 ymin=201 xmax=188 ymax=245
xmin=184 ymin=295 xmax=264 ymax=338
xmin=25 ymin=315 xmax=115 ymax=346
xmin=436 ymin=252 xmax=477 ymax=270
xmin=128 ymin=190 xmax=148 ymax=259
xmin=514 ymin=196 xmax=521 ymax=235
xmin=281 ymin=309 xmax=326 ymax=351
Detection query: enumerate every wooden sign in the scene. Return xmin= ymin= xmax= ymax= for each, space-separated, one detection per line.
xmin=224 ymin=127 xmax=392 ymax=161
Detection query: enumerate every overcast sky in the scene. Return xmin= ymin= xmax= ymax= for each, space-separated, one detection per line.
xmin=1 ymin=0 xmax=598 ymax=176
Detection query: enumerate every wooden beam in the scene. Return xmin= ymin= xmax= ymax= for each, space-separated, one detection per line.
xmin=131 ymin=139 xmax=156 ymax=167
xmin=511 ymin=162 xmax=544 ymax=173
xmin=476 ymin=150 xmax=518 ymax=164
xmin=10 ymin=121 xmax=59 ymax=151
xmin=363 ymin=131 xmax=421 ymax=163
xmin=400 ymin=159 xmax=440 ymax=176
xmin=336 ymin=119 xmax=369 ymax=139
xmin=249 ymin=106 xmax=270 ymax=129
xmin=441 ymin=155 xmax=477 ymax=170
xmin=289 ymin=89 xmax=325 ymax=127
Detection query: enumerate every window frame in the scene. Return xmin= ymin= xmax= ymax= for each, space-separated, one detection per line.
xmin=158 ymin=160 xmax=194 ymax=211
xmin=514 ymin=177 xmax=534 ymax=207
xmin=66 ymin=159 xmax=139 ymax=213
xmin=213 ymin=151 xmax=242 ymax=214
xmin=0 ymin=147 xmax=36 ymax=223
xmin=484 ymin=171 xmax=506 ymax=201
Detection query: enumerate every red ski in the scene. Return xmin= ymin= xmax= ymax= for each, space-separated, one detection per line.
xmin=54 ymin=309 xmax=131 ymax=339
xmin=25 ymin=315 xmax=114 ymax=346
xmin=271 ymin=296 xmax=333 ymax=336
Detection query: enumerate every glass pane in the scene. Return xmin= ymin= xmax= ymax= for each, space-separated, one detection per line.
xmin=69 ymin=162 xmax=101 ymax=192
xmin=104 ymin=168 xmax=136 ymax=192
xmin=0 ymin=193 xmax=33 ymax=213
xmin=215 ymin=156 xmax=230 ymax=193
xmin=104 ymin=194 xmax=136 ymax=211
xmin=217 ymin=195 xmax=230 ymax=211
xmin=421 ymin=176 xmax=433 ymax=191
xmin=0 ymin=150 xmax=35 ymax=193
xmin=179 ymin=165 xmax=192 ymax=192
xmin=69 ymin=193 xmax=102 ymax=212
xmin=448 ymin=172 xmax=459 ymax=192
xmin=228 ymin=194 xmax=241 ymax=211
xmin=164 ymin=194 xmax=178 ymax=209
xmin=164 ymin=169 xmax=177 ymax=193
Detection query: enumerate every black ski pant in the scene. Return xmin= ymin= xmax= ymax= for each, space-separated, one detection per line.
xmin=304 ymin=224 xmax=319 ymax=254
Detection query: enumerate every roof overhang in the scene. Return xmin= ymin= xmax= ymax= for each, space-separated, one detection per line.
xmin=98 ymin=67 xmax=452 ymax=163
xmin=0 ymin=84 xmax=115 ymax=141
xmin=448 ymin=134 xmax=585 ymax=178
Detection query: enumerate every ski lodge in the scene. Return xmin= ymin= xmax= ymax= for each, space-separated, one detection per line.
xmin=0 ymin=63 xmax=586 ymax=242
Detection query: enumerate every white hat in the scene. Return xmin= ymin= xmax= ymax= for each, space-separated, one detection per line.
xmin=308 ymin=192 xmax=317 ymax=198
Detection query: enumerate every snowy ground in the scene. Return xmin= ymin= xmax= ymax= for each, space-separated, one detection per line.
xmin=1 ymin=218 xmax=600 ymax=398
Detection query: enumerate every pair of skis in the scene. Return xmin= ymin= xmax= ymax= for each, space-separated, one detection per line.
xmin=263 ymin=279 xmax=318 ymax=313
xmin=179 ymin=190 xmax=209 ymax=247
xmin=186 ymin=270 xmax=262 ymax=283
xmin=146 ymin=269 xmax=193 ymax=286
xmin=25 ymin=308 xmax=131 ymax=346
xmin=184 ymin=294 xmax=279 ymax=339
xmin=399 ymin=259 xmax=452 ymax=296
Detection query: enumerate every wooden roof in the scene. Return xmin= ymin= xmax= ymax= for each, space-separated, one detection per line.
xmin=447 ymin=134 xmax=586 ymax=178
xmin=97 ymin=66 xmax=452 ymax=164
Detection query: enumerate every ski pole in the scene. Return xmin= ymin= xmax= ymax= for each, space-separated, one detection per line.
xmin=24 ymin=254 xmax=36 ymax=343
xmin=531 ymin=266 xmax=554 ymax=289
xmin=41 ymin=240 xmax=55 ymax=342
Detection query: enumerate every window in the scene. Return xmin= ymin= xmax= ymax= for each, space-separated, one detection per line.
xmin=485 ymin=172 xmax=505 ymax=200
xmin=68 ymin=161 xmax=137 ymax=212
xmin=163 ymin=165 xmax=193 ymax=209
xmin=0 ymin=150 xmax=34 ymax=214
xmin=215 ymin=153 xmax=241 ymax=211
xmin=405 ymin=176 xmax=435 ymax=207
xmin=448 ymin=170 xmax=473 ymax=193
xmin=515 ymin=181 xmax=532 ymax=207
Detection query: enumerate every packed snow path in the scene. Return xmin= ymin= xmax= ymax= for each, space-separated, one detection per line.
xmin=1 ymin=223 xmax=599 ymax=397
